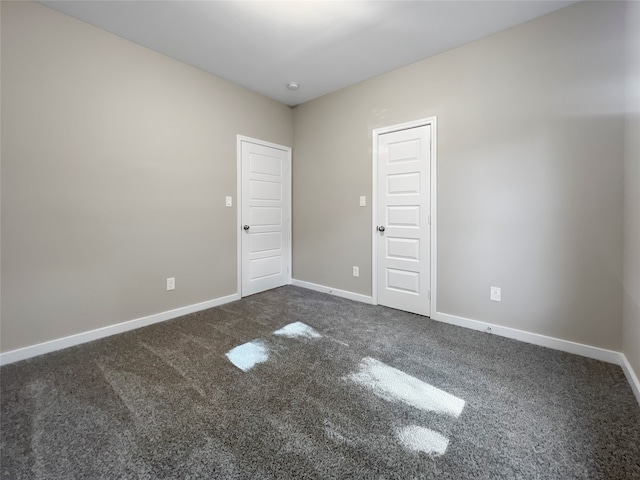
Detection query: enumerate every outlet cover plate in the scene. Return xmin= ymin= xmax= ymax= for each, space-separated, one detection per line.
xmin=490 ymin=286 xmax=501 ymax=302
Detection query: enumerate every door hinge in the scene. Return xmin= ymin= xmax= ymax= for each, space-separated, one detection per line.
xmin=428 ymin=215 xmax=431 ymax=226
xmin=428 ymin=290 xmax=431 ymax=300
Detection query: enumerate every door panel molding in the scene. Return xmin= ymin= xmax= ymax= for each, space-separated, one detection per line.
xmin=372 ymin=117 xmax=437 ymax=317
xmin=237 ymin=135 xmax=292 ymax=297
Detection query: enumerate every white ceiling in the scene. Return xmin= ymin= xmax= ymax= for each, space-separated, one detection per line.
xmin=40 ymin=1 xmax=578 ymax=106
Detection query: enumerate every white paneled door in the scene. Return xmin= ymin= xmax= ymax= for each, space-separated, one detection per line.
xmin=376 ymin=125 xmax=431 ymax=316
xmin=240 ymin=138 xmax=291 ymax=297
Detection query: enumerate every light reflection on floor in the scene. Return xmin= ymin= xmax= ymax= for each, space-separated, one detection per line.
xmin=225 ymin=340 xmax=269 ymax=372
xmin=224 ymin=322 xmax=465 ymax=456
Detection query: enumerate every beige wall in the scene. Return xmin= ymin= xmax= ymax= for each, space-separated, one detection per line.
xmin=293 ymin=1 xmax=626 ymax=350
xmin=1 ymin=1 xmax=634 ymax=360
xmin=0 ymin=2 xmax=293 ymax=352
xmin=623 ymin=0 xmax=640 ymax=377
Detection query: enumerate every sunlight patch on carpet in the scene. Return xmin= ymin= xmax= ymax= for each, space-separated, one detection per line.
xmin=347 ymin=357 xmax=465 ymax=417
xmin=397 ymin=426 xmax=449 ymax=456
xmin=273 ymin=321 xmax=322 ymax=339
xmin=225 ymin=341 xmax=269 ymax=372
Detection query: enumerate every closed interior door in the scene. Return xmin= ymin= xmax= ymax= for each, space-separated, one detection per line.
xmin=241 ymin=139 xmax=291 ymax=296
xmin=376 ymin=125 xmax=431 ymax=316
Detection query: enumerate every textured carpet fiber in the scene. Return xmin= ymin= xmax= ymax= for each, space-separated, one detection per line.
xmin=2 ymin=286 xmax=639 ymax=479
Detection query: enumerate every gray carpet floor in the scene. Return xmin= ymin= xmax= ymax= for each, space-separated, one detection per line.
xmin=1 ymin=286 xmax=639 ymax=479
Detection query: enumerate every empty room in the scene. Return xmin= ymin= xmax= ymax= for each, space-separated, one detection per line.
xmin=1 ymin=0 xmax=639 ymax=478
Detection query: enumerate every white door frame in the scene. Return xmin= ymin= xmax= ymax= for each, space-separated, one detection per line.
xmin=372 ymin=117 xmax=437 ymax=317
xmin=236 ymin=135 xmax=292 ymax=297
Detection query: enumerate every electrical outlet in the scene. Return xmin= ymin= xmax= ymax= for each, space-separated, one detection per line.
xmin=490 ymin=286 xmax=501 ymax=302
xmin=167 ymin=277 xmax=175 ymax=291
xmin=353 ymin=266 xmax=359 ymax=277
xmin=359 ymin=196 xmax=366 ymax=207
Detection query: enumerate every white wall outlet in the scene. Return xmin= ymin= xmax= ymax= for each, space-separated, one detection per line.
xmin=359 ymin=196 xmax=366 ymax=207
xmin=490 ymin=286 xmax=501 ymax=302
xmin=225 ymin=196 xmax=232 ymax=207
xmin=353 ymin=266 xmax=359 ymax=277
xmin=167 ymin=277 xmax=176 ymax=291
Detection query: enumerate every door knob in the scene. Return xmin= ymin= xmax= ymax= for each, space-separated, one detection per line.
xmin=377 ymin=226 xmax=385 ymax=232
xmin=243 ymin=225 xmax=250 ymax=231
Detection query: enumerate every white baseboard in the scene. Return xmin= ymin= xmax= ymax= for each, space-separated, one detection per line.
xmin=0 ymin=293 xmax=240 ymax=366
xmin=291 ymin=279 xmax=374 ymax=305
xmin=432 ymin=311 xmax=623 ymax=364
xmin=434 ymin=311 xmax=640 ymax=405
xmin=621 ymin=355 xmax=640 ymax=406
